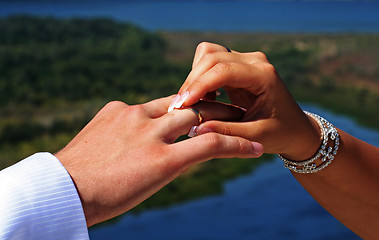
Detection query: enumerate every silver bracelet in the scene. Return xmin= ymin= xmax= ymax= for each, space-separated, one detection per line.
xmin=278 ymin=111 xmax=340 ymax=174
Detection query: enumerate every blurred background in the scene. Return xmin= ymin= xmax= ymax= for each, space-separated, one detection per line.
xmin=0 ymin=0 xmax=378 ymax=239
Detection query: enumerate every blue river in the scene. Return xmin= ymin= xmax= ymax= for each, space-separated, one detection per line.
xmin=0 ymin=0 xmax=379 ymax=33
xmin=88 ymin=104 xmax=376 ymax=239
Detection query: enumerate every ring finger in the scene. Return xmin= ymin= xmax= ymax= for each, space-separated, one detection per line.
xmin=157 ymin=100 xmax=246 ymax=143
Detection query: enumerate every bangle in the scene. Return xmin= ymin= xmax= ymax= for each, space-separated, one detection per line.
xmin=278 ymin=111 xmax=340 ymax=174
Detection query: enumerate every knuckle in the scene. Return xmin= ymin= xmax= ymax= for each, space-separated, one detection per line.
xmin=203 ymin=133 xmax=223 ymax=149
xmin=109 ymin=104 xmax=146 ymax=123
xmin=96 ymin=101 xmax=129 ymax=122
xmin=262 ymin=63 xmax=279 ymax=86
xmin=105 ymin=100 xmax=128 ymax=110
xmin=196 ymin=42 xmax=213 ymax=53
xmin=235 ymin=138 xmax=250 ymax=153
xmin=263 ymin=62 xmax=276 ymax=73
xmin=202 ymin=52 xmax=218 ymax=65
xmin=213 ymin=62 xmax=232 ymax=75
xmin=253 ymin=51 xmax=269 ymax=61
xmin=100 ymin=101 xmax=128 ymax=116
xmin=256 ymin=62 xmax=277 ymax=77
xmin=220 ymin=124 xmax=232 ymax=136
xmin=126 ymin=105 xmax=145 ymax=117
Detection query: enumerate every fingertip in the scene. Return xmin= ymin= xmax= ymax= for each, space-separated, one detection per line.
xmin=195 ymin=125 xmax=213 ymax=135
xmin=251 ymin=142 xmax=264 ymax=157
xmin=182 ymin=89 xmax=207 ymax=107
xmin=188 ymin=126 xmax=198 ymax=138
xmin=168 ymin=94 xmax=180 ymax=112
xmin=168 ymin=91 xmax=195 ymax=112
xmin=175 ymin=91 xmax=189 ymax=108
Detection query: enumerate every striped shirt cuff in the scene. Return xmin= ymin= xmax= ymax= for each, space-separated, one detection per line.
xmin=0 ymin=152 xmax=89 ymax=240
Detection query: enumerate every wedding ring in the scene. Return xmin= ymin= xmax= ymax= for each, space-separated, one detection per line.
xmin=182 ymin=107 xmax=203 ymax=124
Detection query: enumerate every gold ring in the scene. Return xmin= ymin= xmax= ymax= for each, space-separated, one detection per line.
xmin=182 ymin=107 xmax=203 ymax=124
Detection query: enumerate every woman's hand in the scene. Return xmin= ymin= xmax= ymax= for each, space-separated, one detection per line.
xmin=55 ymin=96 xmax=263 ymax=227
xmin=173 ymin=42 xmax=321 ymax=161
xmin=173 ymin=42 xmax=379 ymax=239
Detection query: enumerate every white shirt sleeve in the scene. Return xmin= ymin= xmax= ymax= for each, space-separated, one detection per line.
xmin=0 ymin=152 xmax=89 ymax=240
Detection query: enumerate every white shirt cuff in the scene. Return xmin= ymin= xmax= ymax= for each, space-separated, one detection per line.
xmin=0 ymin=152 xmax=89 ymax=240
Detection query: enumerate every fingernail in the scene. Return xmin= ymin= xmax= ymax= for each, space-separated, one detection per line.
xmin=240 ymin=107 xmax=248 ymax=112
xmin=168 ymin=94 xmax=181 ymax=112
xmin=195 ymin=126 xmax=213 ymax=135
xmin=174 ymin=91 xmax=189 ymax=109
xmin=188 ymin=126 xmax=198 ymax=137
xmin=251 ymin=142 xmax=264 ymax=156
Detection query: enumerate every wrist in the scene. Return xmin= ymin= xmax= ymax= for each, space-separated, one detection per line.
xmin=55 ymin=150 xmax=96 ymax=226
xmin=279 ymin=111 xmax=340 ymax=174
xmin=281 ymin=112 xmax=322 ymax=161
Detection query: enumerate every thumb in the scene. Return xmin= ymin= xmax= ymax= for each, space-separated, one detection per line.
xmin=169 ymin=133 xmax=264 ymax=167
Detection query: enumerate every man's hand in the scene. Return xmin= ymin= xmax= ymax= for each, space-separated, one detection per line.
xmin=55 ymin=96 xmax=263 ymax=226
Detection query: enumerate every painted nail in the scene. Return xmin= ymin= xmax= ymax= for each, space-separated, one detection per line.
xmin=195 ymin=126 xmax=212 ymax=135
xmin=168 ymin=94 xmax=181 ymax=112
xmin=239 ymin=107 xmax=248 ymax=112
xmin=188 ymin=126 xmax=198 ymax=137
xmin=251 ymin=142 xmax=264 ymax=156
xmin=174 ymin=91 xmax=189 ymax=109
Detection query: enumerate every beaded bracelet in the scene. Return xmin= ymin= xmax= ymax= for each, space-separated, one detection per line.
xmin=278 ymin=111 xmax=340 ymax=174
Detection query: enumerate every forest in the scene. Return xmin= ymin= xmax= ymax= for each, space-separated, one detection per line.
xmin=1 ymin=16 xmax=378 ymax=216
xmin=0 ymin=16 xmax=185 ymax=168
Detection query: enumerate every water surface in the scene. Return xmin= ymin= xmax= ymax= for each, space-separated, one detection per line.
xmin=1 ymin=1 xmax=378 ymax=32
xmin=89 ymin=105 xmax=376 ymax=239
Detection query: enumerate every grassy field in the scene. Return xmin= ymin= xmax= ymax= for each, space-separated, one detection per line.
xmin=1 ymin=17 xmax=378 ymax=219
